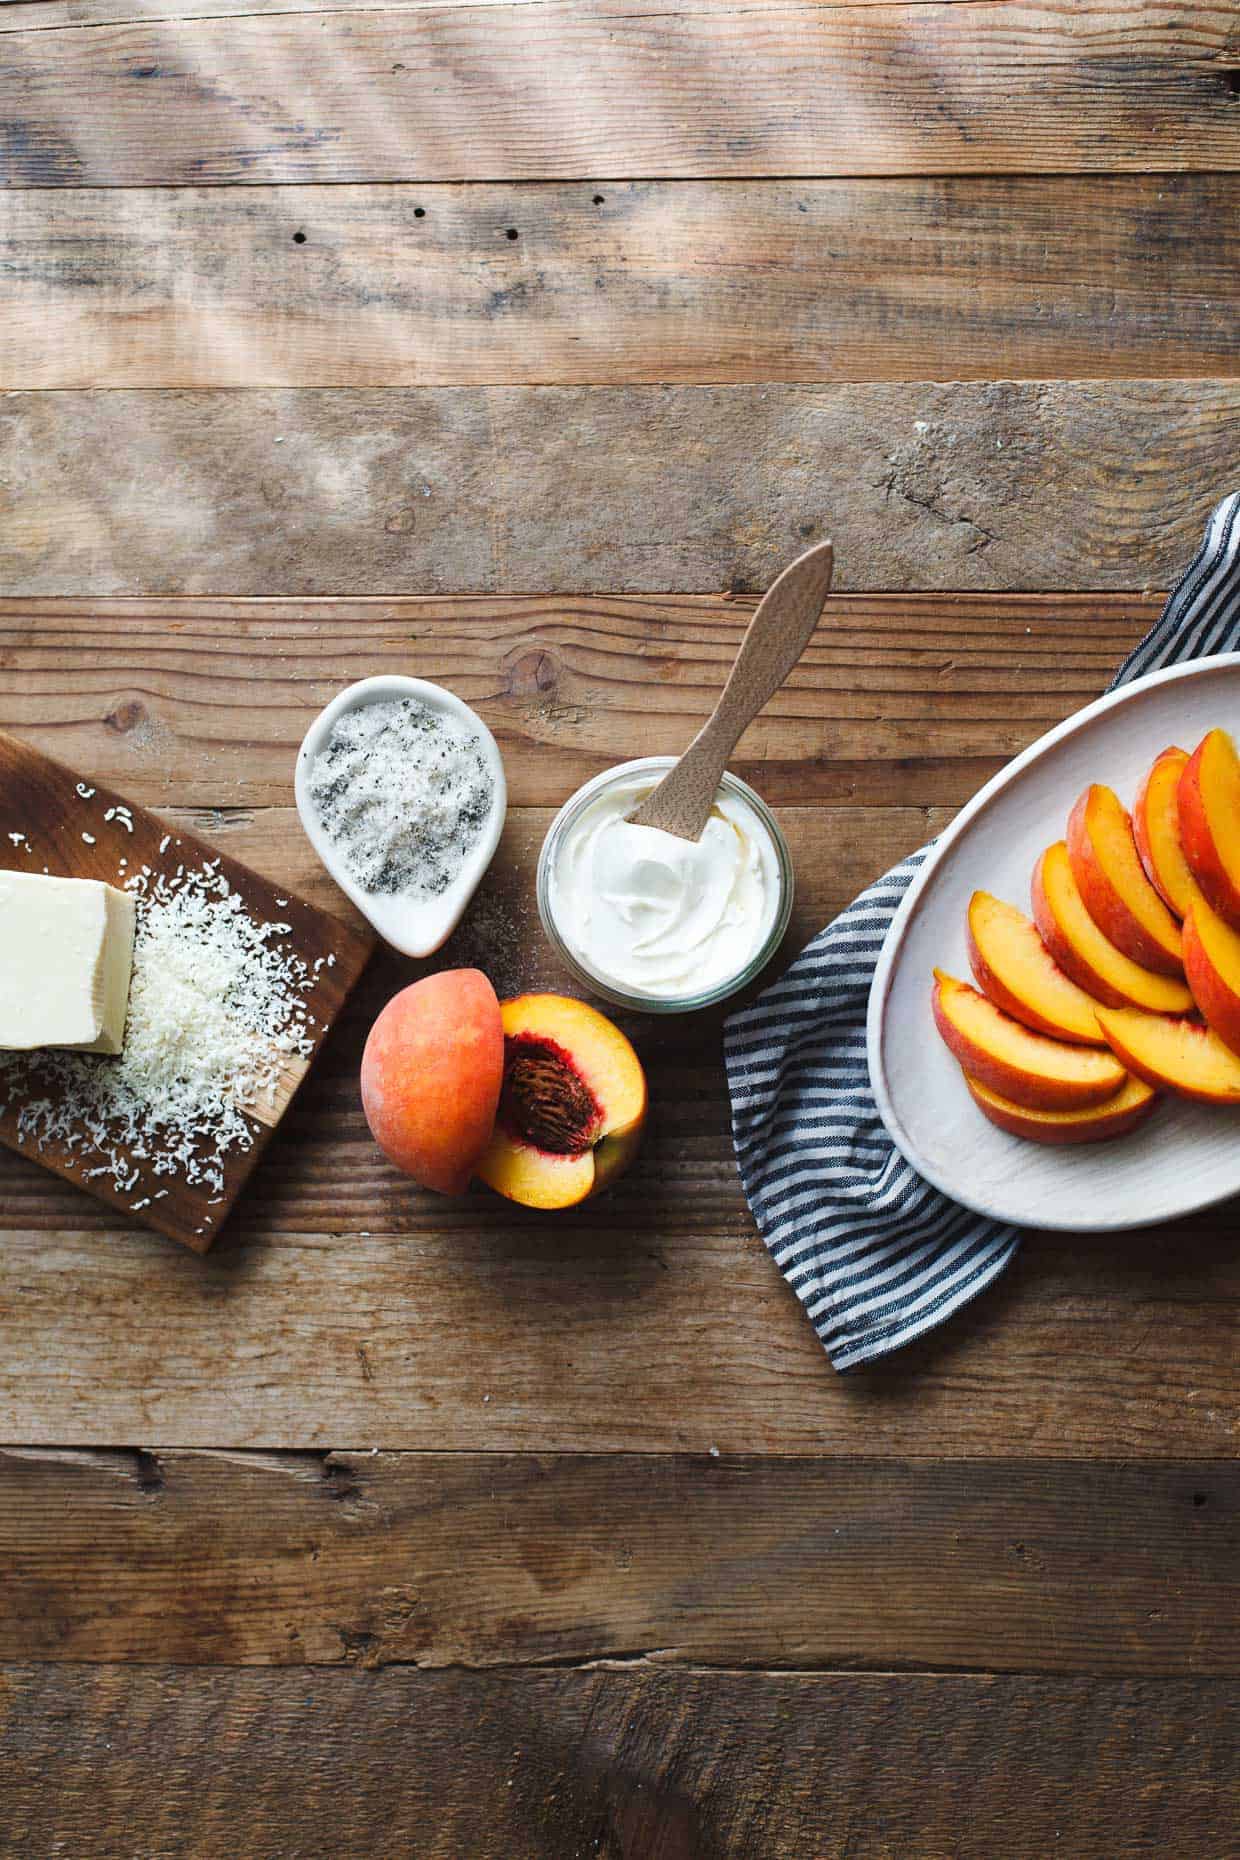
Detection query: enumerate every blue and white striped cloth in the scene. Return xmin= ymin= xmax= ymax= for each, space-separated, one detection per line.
xmin=725 ymin=492 xmax=1240 ymax=1371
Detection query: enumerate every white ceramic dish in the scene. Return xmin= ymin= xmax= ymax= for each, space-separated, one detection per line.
xmin=868 ymin=653 xmax=1240 ymax=1233
xmin=295 ymin=675 xmax=506 ymax=957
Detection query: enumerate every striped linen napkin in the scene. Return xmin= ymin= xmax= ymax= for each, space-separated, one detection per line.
xmin=724 ymin=492 xmax=1240 ymax=1371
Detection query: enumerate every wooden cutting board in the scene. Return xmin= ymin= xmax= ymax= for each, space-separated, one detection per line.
xmin=0 ymin=731 xmax=374 ymax=1251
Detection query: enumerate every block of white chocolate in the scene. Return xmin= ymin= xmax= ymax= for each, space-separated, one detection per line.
xmin=0 ymin=872 xmax=136 ymax=1054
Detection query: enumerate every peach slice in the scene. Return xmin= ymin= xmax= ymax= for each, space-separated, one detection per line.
xmin=1178 ymin=728 xmax=1240 ymax=928
xmin=1032 ymin=842 xmax=1194 ymax=1015
xmin=1066 ymin=783 xmax=1183 ymax=975
xmin=932 ymin=970 xmax=1126 ymax=1111
xmin=966 ymin=890 xmax=1103 ymax=1045
xmin=964 ymin=1072 xmax=1157 ymax=1146
xmin=1133 ymin=746 xmax=1206 ymax=920
xmin=1182 ymin=897 xmax=1240 ymax=1058
xmin=475 ymin=994 xmax=646 ymax=1209
xmin=360 ymin=969 xmax=504 ymax=1194
xmin=1094 ymin=1004 xmax=1240 ymax=1104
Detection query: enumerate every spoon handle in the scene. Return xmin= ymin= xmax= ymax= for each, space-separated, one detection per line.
xmin=629 ymin=540 xmax=833 ymax=842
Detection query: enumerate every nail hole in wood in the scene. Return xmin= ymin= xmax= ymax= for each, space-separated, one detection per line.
xmin=506 ymin=227 xmax=519 ymax=240
xmin=414 ymin=207 xmax=426 ymax=218
xmin=1193 ymin=1491 xmax=1209 ymax=1507
xmin=593 ymin=194 xmax=605 ymax=205
xmin=293 ymin=230 xmax=307 ymax=244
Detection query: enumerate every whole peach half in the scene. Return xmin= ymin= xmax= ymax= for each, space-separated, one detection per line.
xmin=360 ymin=968 xmax=504 ymax=1194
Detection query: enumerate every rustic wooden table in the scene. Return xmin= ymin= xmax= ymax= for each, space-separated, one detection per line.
xmin=2 ymin=3 xmax=1239 ymax=1854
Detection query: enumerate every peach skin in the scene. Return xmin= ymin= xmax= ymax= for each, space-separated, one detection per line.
xmin=1031 ymin=842 xmax=1193 ymax=1015
xmin=964 ymin=1072 xmax=1157 ymax=1146
xmin=1182 ymin=897 xmax=1240 ymax=1059
xmin=360 ymin=968 xmax=504 ymax=1194
xmin=1133 ymin=746 xmax=1206 ymax=921
xmin=476 ymin=993 xmax=646 ymax=1209
xmin=966 ymin=890 xmax=1104 ymax=1045
xmin=1066 ymin=783 xmax=1183 ymax=976
xmin=932 ymin=970 xmax=1126 ymax=1112
xmin=1094 ymin=1004 xmax=1240 ymax=1105
xmin=1178 ymin=728 xmax=1240 ymax=928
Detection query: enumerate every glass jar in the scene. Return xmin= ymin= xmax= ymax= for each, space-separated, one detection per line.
xmin=537 ymin=756 xmax=794 ymax=1013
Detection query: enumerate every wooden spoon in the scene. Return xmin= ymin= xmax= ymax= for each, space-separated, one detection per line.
xmin=629 ymin=540 xmax=833 ymax=841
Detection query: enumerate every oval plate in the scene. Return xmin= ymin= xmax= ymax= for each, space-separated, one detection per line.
xmin=868 ymin=653 xmax=1240 ymax=1233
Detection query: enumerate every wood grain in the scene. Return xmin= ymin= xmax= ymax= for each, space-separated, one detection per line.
xmin=1 ymin=1663 xmax=1236 ymax=1858
xmin=7 ymin=177 xmax=1240 ymax=388
xmin=1 ymin=1193 xmax=1238 ymax=1452
xmin=0 ymin=0 xmax=990 ymax=24
xmin=4 ymin=1 xmax=1239 ymax=186
xmin=0 ymin=733 xmax=372 ymax=1250
xmin=0 ymin=595 xmax=1161 ymax=808
xmin=2 ymin=1447 xmax=1237 ymax=1674
xmin=1 ymin=382 xmax=1235 ymax=595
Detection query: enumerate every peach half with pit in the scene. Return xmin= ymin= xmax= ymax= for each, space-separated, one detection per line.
xmin=476 ymin=994 xmax=647 ymax=1209
xmin=360 ymin=968 xmax=505 ymax=1194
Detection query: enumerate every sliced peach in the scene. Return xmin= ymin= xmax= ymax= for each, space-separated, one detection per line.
xmin=964 ymin=1072 xmax=1157 ymax=1146
xmin=1133 ymin=746 xmax=1206 ymax=920
xmin=931 ymin=971 xmax=1126 ymax=1111
xmin=966 ymin=890 xmax=1103 ymax=1045
xmin=475 ymin=994 xmax=646 ymax=1209
xmin=360 ymin=969 xmax=504 ymax=1194
xmin=1066 ymin=783 xmax=1183 ymax=975
xmin=1032 ymin=843 xmax=1194 ymax=1015
xmin=1095 ymin=1005 xmax=1240 ymax=1105
xmin=1178 ymin=728 xmax=1240 ymax=928
xmin=1182 ymin=897 xmax=1240 ymax=1058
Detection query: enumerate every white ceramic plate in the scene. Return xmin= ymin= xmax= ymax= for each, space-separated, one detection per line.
xmin=868 ymin=654 xmax=1240 ymax=1233
xmin=295 ymin=675 xmax=507 ymax=957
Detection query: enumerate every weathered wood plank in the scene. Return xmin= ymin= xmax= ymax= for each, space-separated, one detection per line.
xmin=2 ymin=1448 xmax=1237 ymax=1674
xmin=8 ymin=177 xmax=1239 ymax=389
xmin=1 ymin=1664 xmax=1236 ymax=1858
xmin=0 ymin=595 xmax=1158 ymax=808
xmin=0 ymin=0 xmax=983 ymax=25
xmin=0 ymin=1187 xmax=1237 ymax=1452
xmin=3 ymin=1 xmax=1239 ymax=186
xmin=1 ymin=382 xmax=1235 ymax=595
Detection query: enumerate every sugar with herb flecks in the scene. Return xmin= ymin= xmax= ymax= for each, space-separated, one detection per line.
xmin=306 ymin=697 xmax=494 ymax=898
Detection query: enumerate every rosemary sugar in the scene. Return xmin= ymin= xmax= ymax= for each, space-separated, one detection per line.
xmin=306 ymin=698 xmax=494 ymax=899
